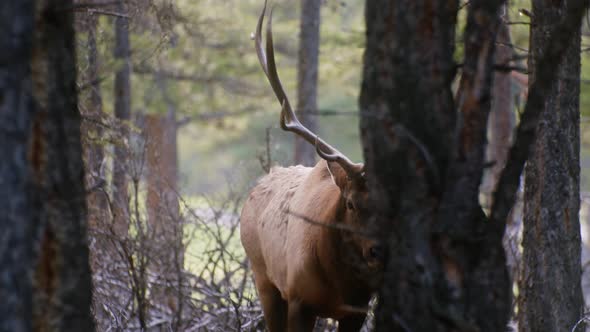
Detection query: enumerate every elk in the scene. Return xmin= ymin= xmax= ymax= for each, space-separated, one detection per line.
xmin=240 ymin=3 xmax=384 ymax=331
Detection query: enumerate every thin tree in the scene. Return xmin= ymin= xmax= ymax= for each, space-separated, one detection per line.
xmin=518 ymin=0 xmax=584 ymax=330
xmin=83 ymin=12 xmax=107 ymax=223
xmin=0 ymin=1 xmax=36 ymax=331
xmin=482 ymin=11 xmax=514 ymax=205
xmin=482 ymin=8 xmax=520 ymax=287
xmin=112 ymin=1 xmax=131 ymax=233
xmin=359 ymin=0 xmax=589 ymax=330
xmin=295 ymin=0 xmax=320 ymax=166
xmin=145 ymin=110 xmax=182 ymax=318
xmin=80 ymin=10 xmax=124 ymax=331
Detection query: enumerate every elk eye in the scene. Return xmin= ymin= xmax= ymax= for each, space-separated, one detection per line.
xmin=346 ymin=200 xmax=355 ymax=210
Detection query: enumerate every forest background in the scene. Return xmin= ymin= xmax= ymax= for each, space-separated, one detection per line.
xmin=79 ymin=0 xmax=590 ymax=329
xmin=77 ymin=0 xmax=590 ymax=193
xmin=5 ymin=0 xmax=590 ymax=330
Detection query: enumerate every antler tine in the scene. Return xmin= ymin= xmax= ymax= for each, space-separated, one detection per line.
xmin=255 ymin=1 xmax=295 ymax=126
xmin=265 ymin=7 xmax=296 ymax=127
xmin=254 ymin=0 xmax=268 ymax=77
xmin=315 ymin=136 xmax=364 ymax=178
xmin=255 ymin=2 xmax=364 ymax=179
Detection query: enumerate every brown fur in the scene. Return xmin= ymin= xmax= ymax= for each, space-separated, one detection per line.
xmin=244 ymin=4 xmax=382 ymax=329
xmin=240 ymin=160 xmax=382 ymax=331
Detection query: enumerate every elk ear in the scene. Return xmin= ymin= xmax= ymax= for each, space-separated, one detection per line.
xmin=326 ymin=161 xmax=349 ymax=191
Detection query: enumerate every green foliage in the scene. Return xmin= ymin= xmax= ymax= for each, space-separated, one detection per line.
xmin=77 ymin=0 xmax=590 ymax=194
xmin=171 ymin=0 xmax=367 ymax=194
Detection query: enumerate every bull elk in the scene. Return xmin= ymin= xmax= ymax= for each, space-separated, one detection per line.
xmin=240 ymin=3 xmax=384 ymax=331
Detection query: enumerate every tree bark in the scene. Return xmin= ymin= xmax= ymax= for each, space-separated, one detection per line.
xmin=359 ymin=0 xmax=588 ymax=329
xmin=490 ymin=0 xmax=589 ymax=234
xmin=83 ymin=13 xmax=107 ymax=219
xmin=360 ymin=1 xmax=510 ymax=330
xmin=112 ymin=1 xmax=131 ymax=234
xmin=80 ymin=12 xmax=121 ymax=331
xmin=145 ymin=112 xmax=182 ymax=316
xmin=0 ymin=2 xmax=35 ymax=332
xmin=295 ymin=0 xmax=320 ymax=166
xmin=482 ymin=15 xmax=514 ymax=205
xmin=519 ymin=0 xmax=584 ymax=330
xmin=30 ymin=0 xmax=94 ymax=330
xmin=482 ymin=11 xmax=520 ymax=289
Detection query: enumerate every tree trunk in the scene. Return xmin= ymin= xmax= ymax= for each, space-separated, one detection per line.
xmin=360 ymin=1 xmax=510 ymax=330
xmin=81 ymin=13 xmax=122 ymax=331
xmin=30 ymin=0 xmax=94 ymax=330
xmin=145 ymin=112 xmax=182 ymax=317
xmin=482 ymin=11 xmax=520 ymax=289
xmin=295 ymin=0 xmax=320 ymax=166
xmin=112 ymin=2 xmax=131 ymax=234
xmin=144 ymin=67 xmax=183 ymax=329
xmin=83 ymin=13 xmax=107 ymax=222
xmin=360 ymin=0 xmax=589 ymax=330
xmin=482 ymin=15 xmax=514 ymax=205
xmin=144 ymin=73 xmax=184 ymax=322
xmin=0 ymin=2 xmax=36 ymax=331
xmin=519 ymin=0 xmax=584 ymax=330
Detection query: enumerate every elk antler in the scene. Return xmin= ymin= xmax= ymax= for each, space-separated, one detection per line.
xmin=254 ymin=0 xmax=364 ymax=179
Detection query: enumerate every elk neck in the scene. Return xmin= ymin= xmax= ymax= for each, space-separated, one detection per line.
xmin=308 ymin=164 xmax=372 ymax=302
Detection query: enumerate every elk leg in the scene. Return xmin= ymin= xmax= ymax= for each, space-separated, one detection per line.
xmin=256 ymin=278 xmax=287 ymax=332
xmin=287 ymin=300 xmax=316 ymax=332
xmin=337 ymin=313 xmax=366 ymax=332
